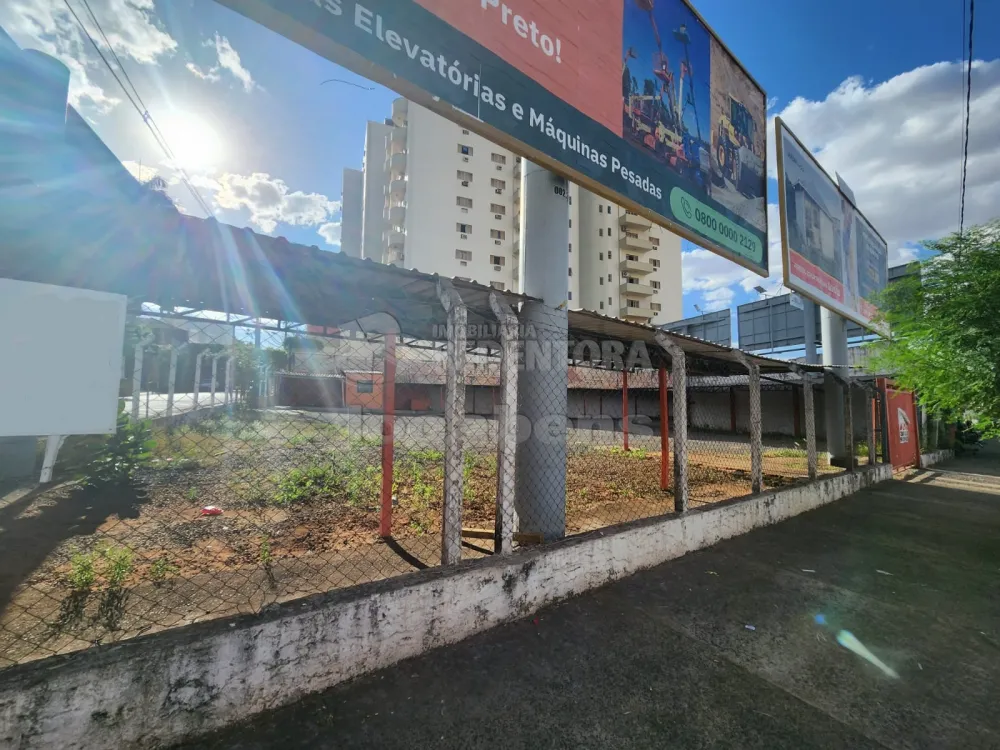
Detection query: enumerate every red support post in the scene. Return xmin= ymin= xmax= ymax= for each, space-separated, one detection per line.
xmin=622 ymin=369 xmax=629 ymax=452
xmin=659 ymin=366 xmax=669 ymax=490
xmin=379 ymin=334 xmax=397 ymax=538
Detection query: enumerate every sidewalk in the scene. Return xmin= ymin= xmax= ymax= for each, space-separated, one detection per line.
xmin=179 ymin=449 xmax=1000 ymax=749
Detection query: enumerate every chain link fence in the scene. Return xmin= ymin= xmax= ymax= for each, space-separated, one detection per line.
xmin=0 ymin=300 xmax=891 ymax=670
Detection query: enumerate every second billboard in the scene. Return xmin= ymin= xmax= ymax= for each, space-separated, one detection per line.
xmin=217 ymin=0 xmax=769 ymax=276
xmin=775 ymin=117 xmax=889 ymax=331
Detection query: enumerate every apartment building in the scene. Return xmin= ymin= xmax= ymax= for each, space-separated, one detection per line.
xmin=339 ymin=167 xmax=363 ymax=258
xmin=343 ymin=98 xmax=681 ymax=325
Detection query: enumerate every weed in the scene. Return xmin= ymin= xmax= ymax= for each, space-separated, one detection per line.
xmin=272 ymin=464 xmax=339 ymax=505
xmin=765 ymin=448 xmax=808 ymax=458
xmin=149 ymin=557 xmax=179 ymax=583
xmin=605 ymin=446 xmax=649 ymax=459
xmin=259 ymin=539 xmax=272 ymax=567
xmin=408 ymin=518 xmax=429 ymax=535
xmin=409 ymin=448 xmax=444 ymax=463
xmin=186 ymin=487 xmax=199 ymax=501
xmin=68 ymin=552 xmax=97 ymax=591
xmin=102 ymin=546 xmax=134 ymax=588
xmin=82 ymin=407 xmax=154 ymax=488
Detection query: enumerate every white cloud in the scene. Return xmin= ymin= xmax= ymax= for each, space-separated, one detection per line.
xmin=186 ymin=33 xmax=258 ymax=92
xmin=205 ymin=172 xmax=339 ymax=233
xmin=0 ymin=0 xmax=177 ymax=113
xmin=185 ymin=61 xmax=220 ymax=83
xmin=768 ymin=59 xmax=1000 ymax=246
xmin=318 ymin=222 xmax=342 ymax=247
xmin=701 ymin=287 xmax=735 ymax=311
xmin=121 ymin=159 xmax=157 ymax=182
xmin=889 ymin=245 xmax=920 ymax=267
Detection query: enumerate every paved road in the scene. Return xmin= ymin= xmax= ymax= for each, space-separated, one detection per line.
xmin=177 ymin=445 xmax=1000 ymax=749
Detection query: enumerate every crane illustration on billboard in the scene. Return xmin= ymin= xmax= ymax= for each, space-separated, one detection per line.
xmin=622 ymin=0 xmax=711 ymax=192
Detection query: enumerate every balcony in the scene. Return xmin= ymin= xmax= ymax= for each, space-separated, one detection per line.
xmin=387 ymin=150 xmax=407 ymax=178
xmin=620 ymin=281 xmax=655 ymax=297
xmin=620 ymin=211 xmax=652 ymax=230
xmin=619 ymin=258 xmax=655 ymax=275
xmin=388 ymin=178 xmax=406 ymax=199
xmin=391 ymin=97 xmax=408 ymax=127
xmin=386 ymin=248 xmax=404 ymax=266
xmin=386 ymin=229 xmax=405 ymax=249
xmin=620 ymin=304 xmax=655 ymax=320
xmin=514 ymin=159 xmax=522 ymax=179
xmin=388 ymin=204 xmax=406 ymax=227
xmin=619 ymin=232 xmax=653 ymax=253
xmin=388 ymin=127 xmax=407 ymax=153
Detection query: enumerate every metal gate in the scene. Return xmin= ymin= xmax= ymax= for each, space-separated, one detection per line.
xmin=879 ymin=379 xmax=919 ymax=469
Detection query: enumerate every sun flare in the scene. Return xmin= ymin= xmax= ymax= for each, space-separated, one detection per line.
xmin=160 ymin=111 xmax=224 ymax=171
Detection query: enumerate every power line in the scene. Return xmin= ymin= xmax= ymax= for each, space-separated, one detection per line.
xmin=959 ymin=0 xmax=975 ymax=237
xmin=61 ymin=0 xmax=215 ymax=218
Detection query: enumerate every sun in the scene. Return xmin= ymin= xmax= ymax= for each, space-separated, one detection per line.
xmin=160 ymin=111 xmax=224 ymax=172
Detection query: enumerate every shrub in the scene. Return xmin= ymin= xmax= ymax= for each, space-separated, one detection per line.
xmin=68 ymin=552 xmax=97 ymax=591
xmin=82 ymin=406 xmax=154 ymax=488
xmin=102 ymin=546 xmax=134 ymax=588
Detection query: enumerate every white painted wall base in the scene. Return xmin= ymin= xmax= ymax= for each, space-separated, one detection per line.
xmin=0 ymin=465 xmax=892 ymax=750
xmin=920 ymin=449 xmax=954 ymax=469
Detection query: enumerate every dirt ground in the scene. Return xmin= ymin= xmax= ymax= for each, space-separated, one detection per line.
xmin=0 ymin=411 xmax=834 ymax=668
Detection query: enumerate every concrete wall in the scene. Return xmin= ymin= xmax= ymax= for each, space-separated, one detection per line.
xmin=0 ymin=465 xmax=891 ymax=750
xmin=920 ymin=449 xmax=954 ymax=469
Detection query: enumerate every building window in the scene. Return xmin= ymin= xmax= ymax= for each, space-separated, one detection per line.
xmin=600 ymin=301 xmax=604 ymax=310
xmin=651 ymin=303 xmax=662 ymax=312
xmin=491 ymin=153 xmax=507 ymax=164
xmin=457 ymin=223 xmax=472 ymax=234
xmin=491 ymin=178 xmax=506 ymax=190
xmin=607 ymin=204 xmax=612 ymax=213
xmin=568 ymin=219 xmax=572 ymax=228
xmin=599 ymin=229 xmax=604 ymax=237
xmin=490 ymin=255 xmax=505 ymax=266
xmin=490 ymin=229 xmax=506 ymax=240
xmin=456 ymin=196 xmax=473 ymax=208
xmin=650 ymin=237 xmax=660 ymax=247
xmin=599 ymin=205 xmax=603 ymax=213
xmin=457 ymin=170 xmax=473 ymax=182
xmin=490 ymin=281 xmax=506 ymax=290
xmin=455 ymin=249 xmax=472 ymax=261
xmin=568 ymin=267 xmax=572 ymax=277
xmin=458 ymin=144 xmax=473 ymax=155
xmin=651 ymin=280 xmax=661 ymax=290
xmin=599 ymin=277 xmax=604 ymax=285
xmin=568 ymin=291 xmax=572 ymax=300
xmin=490 ymin=203 xmax=506 ymax=215
xmin=608 ymin=226 xmax=611 ymax=235
xmin=608 ymin=297 xmax=612 ymax=305
xmin=627 ymin=299 xmax=639 ymax=308
xmin=357 ymin=380 xmax=374 ymax=394
xmin=568 ymin=243 xmax=572 ymax=252
xmin=608 ymin=274 xmax=612 ymax=281
xmin=462 ymin=128 xmax=470 ymax=135
xmin=599 ymin=252 xmax=603 ymax=261
xmin=651 ymin=258 xmax=660 ymax=268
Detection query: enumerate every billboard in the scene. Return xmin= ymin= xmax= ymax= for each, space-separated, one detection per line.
xmin=662 ymin=308 xmax=731 ymax=346
xmin=775 ymin=118 xmax=889 ymax=331
xmin=215 ymin=0 xmax=768 ymax=275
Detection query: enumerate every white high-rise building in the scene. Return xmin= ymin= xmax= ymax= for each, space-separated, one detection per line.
xmin=348 ymin=98 xmax=682 ymax=325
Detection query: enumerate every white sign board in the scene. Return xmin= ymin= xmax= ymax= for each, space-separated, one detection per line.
xmin=0 ymin=279 xmax=126 ymax=437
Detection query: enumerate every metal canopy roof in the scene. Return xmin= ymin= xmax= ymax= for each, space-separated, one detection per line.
xmin=0 ymin=177 xmax=533 ymax=341
xmin=566 ymin=309 xmax=824 ymax=376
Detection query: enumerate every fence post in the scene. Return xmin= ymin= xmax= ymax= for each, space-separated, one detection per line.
xmin=733 ymin=352 xmax=763 ymax=493
xmin=166 ymin=344 xmax=188 ymax=420
xmin=490 ymin=292 xmax=519 ymax=555
xmin=438 ymin=281 xmax=467 ymax=565
xmin=793 ymin=366 xmax=818 ymax=481
xmin=656 ymin=334 xmax=687 ymax=512
xmin=379 ymin=333 xmax=397 ymax=539
xmin=842 ymin=374 xmax=855 ymax=471
xmin=658 ymin=366 xmax=669 ymax=490
xmin=865 ymin=383 xmax=877 ymax=466
xmin=193 ymin=351 xmax=207 ymax=409
xmin=621 ymin=369 xmax=629 ymax=452
xmin=131 ymin=334 xmax=153 ymax=421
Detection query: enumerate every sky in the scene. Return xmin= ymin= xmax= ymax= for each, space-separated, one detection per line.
xmin=4 ymin=0 xmax=1000 ymax=325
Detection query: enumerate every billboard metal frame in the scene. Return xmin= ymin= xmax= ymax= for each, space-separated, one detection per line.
xmin=214 ymin=0 xmax=769 ymax=278
xmin=775 ymin=116 xmax=889 ymax=332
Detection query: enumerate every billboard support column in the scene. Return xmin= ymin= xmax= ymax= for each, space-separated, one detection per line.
xmin=515 ymin=162 xmax=569 ymax=541
xmin=821 ymin=308 xmax=850 ymax=466
xmin=803 ymin=300 xmax=819 ymax=365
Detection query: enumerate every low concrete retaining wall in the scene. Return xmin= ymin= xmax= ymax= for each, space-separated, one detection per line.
xmin=920 ymin=449 xmax=954 ymax=468
xmin=0 ymin=464 xmax=892 ymax=749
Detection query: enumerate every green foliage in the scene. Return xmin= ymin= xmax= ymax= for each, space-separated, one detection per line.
xmin=870 ymin=221 xmax=1000 ymax=437
xmin=82 ymin=406 xmax=154 ymax=488
xmin=68 ymin=552 xmax=97 ymax=591
xmin=605 ymin=446 xmax=649 ymax=459
xmin=273 ymin=464 xmax=340 ymax=505
xmin=272 ymin=456 xmax=380 ymax=507
xmin=149 ymin=557 xmax=179 ymax=583
xmin=101 ymin=546 xmax=134 ymax=588
xmin=409 ymin=448 xmax=444 ymax=462
xmin=258 ymin=539 xmax=272 ymax=567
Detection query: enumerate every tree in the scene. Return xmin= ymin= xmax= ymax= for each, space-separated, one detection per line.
xmin=869 ymin=220 xmax=1000 ymax=436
